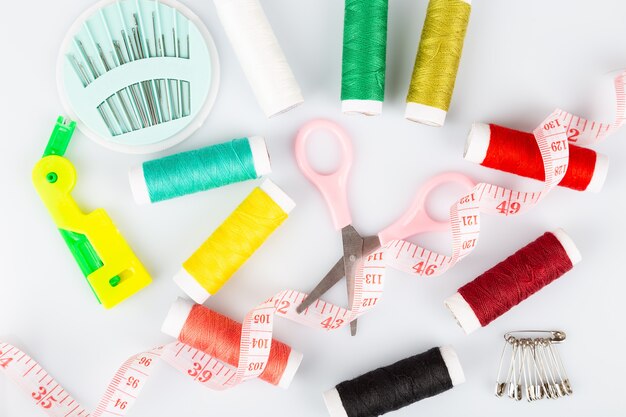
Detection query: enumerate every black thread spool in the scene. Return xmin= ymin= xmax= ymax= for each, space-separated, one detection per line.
xmin=323 ymin=347 xmax=465 ymax=417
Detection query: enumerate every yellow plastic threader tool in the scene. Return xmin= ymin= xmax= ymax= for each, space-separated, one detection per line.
xmin=32 ymin=117 xmax=151 ymax=308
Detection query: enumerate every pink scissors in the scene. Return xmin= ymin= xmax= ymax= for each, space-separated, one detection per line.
xmin=294 ymin=119 xmax=475 ymax=336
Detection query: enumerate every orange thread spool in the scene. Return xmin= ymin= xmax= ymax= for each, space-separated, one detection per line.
xmin=162 ymin=298 xmax=301 ymax=387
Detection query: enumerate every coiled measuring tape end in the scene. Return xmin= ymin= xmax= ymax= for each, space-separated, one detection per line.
xmin=33 ymin=116 xmax=151 ymax=309
xmin=444 ymin=228 xmax=581 ymax=334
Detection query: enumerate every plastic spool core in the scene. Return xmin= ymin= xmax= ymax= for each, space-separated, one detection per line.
xmin=57 ymin=0 xmax=220 ymax=154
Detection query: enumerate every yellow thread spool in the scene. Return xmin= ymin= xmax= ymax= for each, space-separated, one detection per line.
xmin=174 ymin=179 xmax=295 ymax=303
xmin=405 ymin=0 xmax=471 ymax=127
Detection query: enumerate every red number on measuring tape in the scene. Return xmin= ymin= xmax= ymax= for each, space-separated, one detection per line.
xmin=568 ymin=128 xmax=580 ymax=142
xmin=362 ymin=298 xmax=378 ymax=307
xmin=461 ymin=215 xmax=478 ymax=226
xmin=0 ymin=357 xmax=13 ymax=369
xmin=188 ymin=363 xmax=212 ymax=382
xmin=320 ymin=317 xmax=344 ymax=329
xmin=253 ymin=314 xmax=270 ymax=324
xmin=127 ymin=376 xmax=140 ymax=389
xmin=188 ymin=362 xmax=202 ymax=377
xmin=367 ymin=252 xmax=383 ymax=261
xmin=40 ymin=396 xmax=57 ymax=409
xmin=365 ymin=274 xmax=382 ymax=285
xmin=252 ymin=338 xmax=269 ymax=349
xmin=551 ymin=140 xmax=568 ymax=152
xmin=138 ymin=357 xmax=152 ymax=367
xmin=496 ymin=201 xmax=521 ymax=215
xmin=198 ymin=370 xmax=212 ymax=382
xmin=275 ymin=300 xmax=290 ymax=315
xmin=32 ymin=386 xmax=47 ymax=401
xmin=543 ymin=119 xmax=561 ymax=130
xmin=462 ymin=239 xmax=477 ymax=250
xmin=554 ymin=164 xmax=568 ymax=176
xmin=412 ymin=262 xmax=437 ymax=276
xmin=248 ymin=362 xmax=264 ymax=371
xmin=459 ymin=194 xmax=476 ymax=205
xmin=114 ymin=399 xmax=127 ymax=410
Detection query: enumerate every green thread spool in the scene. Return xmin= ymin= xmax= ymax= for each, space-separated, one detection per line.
xmin=341 ymin=0 xmax=389 ymax=115
xmin=405 ymin=0 xmax=471 ymax=127
xmin=129 ymin=136 xmax=271 ymax=204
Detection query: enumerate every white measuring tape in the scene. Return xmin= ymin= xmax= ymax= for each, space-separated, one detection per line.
xmin=2 ymin=72 xmax=624 ymax=416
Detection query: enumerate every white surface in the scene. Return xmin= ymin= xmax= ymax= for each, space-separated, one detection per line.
xmin=1 ymin=0 xmax=626 ymax=416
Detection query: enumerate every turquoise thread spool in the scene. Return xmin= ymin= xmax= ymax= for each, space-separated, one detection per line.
xmin=129 ymin=136 xmax=271 ymax=204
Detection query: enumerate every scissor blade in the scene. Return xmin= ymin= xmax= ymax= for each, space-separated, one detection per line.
xmin=296 ymin=236 xmax=382 ymax=315
xmin=296 ymin=257 xmax=344 ymax=314
xmin=342 ymin=225 xmax=363 ymax=336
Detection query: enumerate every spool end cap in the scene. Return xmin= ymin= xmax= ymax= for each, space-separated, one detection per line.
xmin=161 ymin=297 xmax=194 ymax=338
xmin=444 ymin=292 xmax=481 ymax=334
xmin=322 ymin=387 xmax=348 ymax=417
xmin=278 ymin=349 xmax=304 ymax=389
xmin=405 ymin=103 xmax=447 ymax=127
xmin=551 ymin=228 xmax=582 ymax=265
xmin=128 ymin=165 xmax=151 ymax=205
xmin=173 ymin=268 xmax=211 ymax=304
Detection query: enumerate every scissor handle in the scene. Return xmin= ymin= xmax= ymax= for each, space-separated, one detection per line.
xmin=377 ymin=172 xmax=476 ymax=245
xmin=295 ymin=120 xmax=353 ymax=230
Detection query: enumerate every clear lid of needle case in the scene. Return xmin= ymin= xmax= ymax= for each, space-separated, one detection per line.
xmin=57 ymin=0 xmax=220 ymax=154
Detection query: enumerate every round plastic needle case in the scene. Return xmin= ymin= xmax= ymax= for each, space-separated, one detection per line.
xmin=57 ymin=0 xmax=220 ymax=154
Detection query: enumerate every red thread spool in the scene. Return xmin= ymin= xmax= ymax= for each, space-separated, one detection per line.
xmin=161 ymin=298 xmax=302 ymax=387
xmin=444 ymin=229 xmax=581 ymax=334
xmin=464 ymin=123 xmax=608 ymax=192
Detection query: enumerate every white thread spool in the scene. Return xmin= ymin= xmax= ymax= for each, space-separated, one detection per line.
xmin=213 ymin=0 xmax=303 ymax=117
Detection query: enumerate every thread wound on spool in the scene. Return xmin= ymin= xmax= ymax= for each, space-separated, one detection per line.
xmin=325 ymin=347 xmax=462 ymax=417
xmin=445 ymin=230 xmax=579 ymax=333
xmin=466 ymin=123 xmax=606 ymax=192
xmin=213 ymin=0 xmax=303 ymax=117
xmin=341 ymin=0 xmax=388 ymax=115
xmin=405 ymin=0 xmax=471 ymax=126
xmin=163 ymin=298 xmax=299 ymax=387
xmin=176 ymin=180 xmax=293 ymax=303
xmin=131 ymin=137 xmax=270 ymax=204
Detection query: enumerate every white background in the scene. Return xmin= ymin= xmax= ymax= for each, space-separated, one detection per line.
xmin=1 ymin=0 xmax=626 ymax=416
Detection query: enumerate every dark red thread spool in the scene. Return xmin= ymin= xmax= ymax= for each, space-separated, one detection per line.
xmin=444 ymin=229 xmax=581 ymax=334
xmin=161 ymin=298 xmax=302 ymax=387
xmin=464 ymin=123 xmax=608 ymax=192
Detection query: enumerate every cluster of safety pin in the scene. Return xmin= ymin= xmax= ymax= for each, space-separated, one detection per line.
xmin=495 ymin=331 xmax=572 ymax=402
xmin=67 ymin=4 xmax=191 ymax=136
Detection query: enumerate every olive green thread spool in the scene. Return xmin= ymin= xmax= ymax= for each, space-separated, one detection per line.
xmin=405 ymin=0 xmax=471 ymax=127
